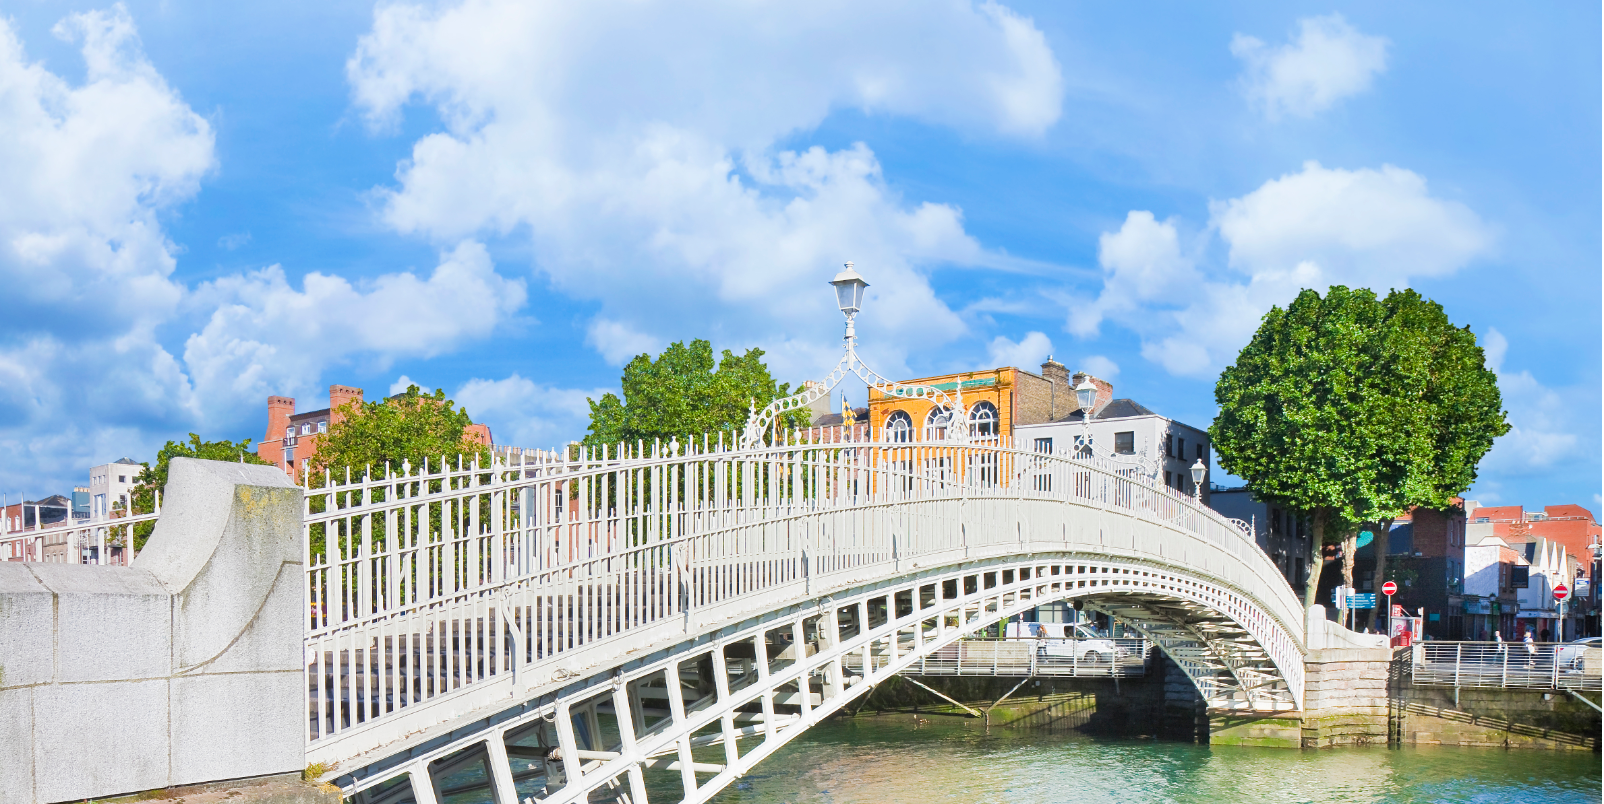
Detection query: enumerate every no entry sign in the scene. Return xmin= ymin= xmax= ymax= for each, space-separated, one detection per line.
xmin=1381 ymin=581 xmax=1398 ymax=596
xmin=1554 ymin=583 xmax=1570 ymax=601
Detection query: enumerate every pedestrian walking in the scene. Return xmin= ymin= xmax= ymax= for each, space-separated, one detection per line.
xmin=1523 ymin=630 xmax=1536 ymax=668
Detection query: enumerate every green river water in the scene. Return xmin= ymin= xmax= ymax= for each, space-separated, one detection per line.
xmin=696 ymin=715 xmax=1601 ymax=804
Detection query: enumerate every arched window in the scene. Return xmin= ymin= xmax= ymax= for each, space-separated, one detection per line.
xmin=924 ymin=406 xmax=952 ymax=440
xmin=884 ymin=410 xmax=913 ymax=443
xmin=968 ymin=401 xmax=998 ymax=438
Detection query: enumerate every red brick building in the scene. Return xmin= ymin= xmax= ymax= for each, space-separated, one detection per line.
xmin=258 ymin=385 xmax=492 ymax=480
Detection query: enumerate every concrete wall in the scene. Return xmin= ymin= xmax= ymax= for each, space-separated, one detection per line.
xmin=0 ymin=459 xmax=304 ymax=803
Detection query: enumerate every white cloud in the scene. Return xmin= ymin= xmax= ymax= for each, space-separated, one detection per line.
xmin=0 ymin=7 xmax=531 ymax=493
xmin=586 ymin=319 xmax=663 ymax=366
xmin=1231 ymin=14 xmax=1388 ymax=119
xmin=182 ymin=240 xmax=526 ymax=420
xmin=346 ymin=0 xmax=1061 ymax=374
xmin=1072 ymin=161 xmax=1493 ymax=377
xmin=0 ymin=5 xmax=214 ymax=490
xmin=986 ymin=331 xmax=1053 ymax=369
xmin=1474 ymin=328 xmax=1580 ymax=477
xmin=452 ymin=374 xmax=607 ymax=450
xmin=1079 ymin=355 xmax=1119 ymax=380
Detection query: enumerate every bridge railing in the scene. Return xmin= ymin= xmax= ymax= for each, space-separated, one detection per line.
xmin=1 ymin=493 xmax=159 ymax=564
xmin=1410 ymin=641 xmax=1602 ymax=691
xmin=301 ymin=429 xmax=1303 ymax=749
xmin=907 ymin=637 xmax=1151 ymax=678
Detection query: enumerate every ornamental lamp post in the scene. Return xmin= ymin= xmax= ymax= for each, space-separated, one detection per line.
xmin=1190 ymin=458 xmax=1206 ymax=502
xmin=1073 ymin=377 xmax=1097 ymax=454
xmin=829 ymin=262 xmax=869 ymax=348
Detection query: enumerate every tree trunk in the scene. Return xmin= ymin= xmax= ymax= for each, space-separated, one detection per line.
xmin=1364 ymin=518 xmax=1395 ymax=631
xmin=1303 ymin=509 xmax=1327 ymax=610
xmin=1339 ymin=528 xmax=1358 ymax=630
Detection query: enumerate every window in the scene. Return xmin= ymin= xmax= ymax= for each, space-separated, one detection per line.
xmin=285 ymin=448 xmax=295 ymax=463
xmin=1196 ymin=444 xmax=1205 ymax=461
xmin=301 ymin=423 xmax=311 ymax=436
xmin=318 ymin=421 xmax=327 ymax=434
xmin=285 ymin=426 xmax=294 ymax=440
xmin=924 ymin=406 xmax=951 ymax=439
xmin=968 ymin=401 xmax=998 ymax=437
xmin=1114 ymin=431 xmax=1135 ymax=454
xmin=1165 ymin=437 xmax=1174 ymax=458
xmin=118 ymin=475 xmax=126 ymax=483
xmin=1034 ymin=438 xmax=1053 ymax=454
xmin=1164 ymin=470 xmax=1172 ymax=488
xmin=884 ymin=411 xmax=913 ymax=443
xmin=1178 ymin=438 xmax=1185 ymax=460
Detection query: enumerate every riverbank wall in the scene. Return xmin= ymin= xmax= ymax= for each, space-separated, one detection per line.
xmin=866 ymin=646 xmax=1600 ymax=751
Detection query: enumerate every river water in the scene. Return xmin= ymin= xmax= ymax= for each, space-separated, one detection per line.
xmin=700 ymin=715 xmax=1600 ymax=804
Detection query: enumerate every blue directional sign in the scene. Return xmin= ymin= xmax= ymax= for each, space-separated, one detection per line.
xmin=1345 ymin=593 xmax=1377 ymax=609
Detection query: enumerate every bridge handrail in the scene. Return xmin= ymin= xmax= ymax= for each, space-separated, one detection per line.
xmin=302 ymin=432 xmax=1299 ymax=636
xmin=300 ymin=430 xmax=1306 ymax=748
xmin=0 ymin=491 xmax=159 ymax=564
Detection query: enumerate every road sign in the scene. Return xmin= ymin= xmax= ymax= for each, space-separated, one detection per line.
xmin=1381 ymin=581 xmax=1397 ymax=596
xmin=1346 ymin=593 xmax=1377 ymax=609
xmin=1554 ymin=583 xmax=1570 ymax=601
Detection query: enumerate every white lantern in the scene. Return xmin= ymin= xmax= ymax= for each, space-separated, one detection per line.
xmin=1074 ymin=378 xmax=1097 ymax=411
xmin=830 ymin=262 xmax=869 ymax=317
xmin=1190 ymin=458 xmax=1207 ymax=489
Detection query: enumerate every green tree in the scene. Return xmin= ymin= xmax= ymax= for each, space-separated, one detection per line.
xmin=1213 ymin=287 xmax=1411 ymax=609
xmin=1214 ymin=286 xmax=1508 ymax=616
xmin=313 ymin=384 xmax=490 ymax=478
xmin=1361 ymin=289 xmax=1507 ymax=628
xmin=584 ymin=340 xmax=810 ymax=452
xmin=126 ymin=434 xmax=270 ymax=552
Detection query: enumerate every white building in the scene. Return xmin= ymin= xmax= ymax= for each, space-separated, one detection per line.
xmin=88 ymin=457 xmax=143 ymax=517
xmin=1013 ymin=380 xmax=1212 ymax=503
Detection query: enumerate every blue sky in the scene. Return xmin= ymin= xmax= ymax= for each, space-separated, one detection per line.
xmin=1 ymin=1 xmax=1597 ymax=515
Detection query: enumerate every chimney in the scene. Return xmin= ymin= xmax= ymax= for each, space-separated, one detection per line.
xmin=328 ymin=385 xmax=365 ymax=425
xmin=1041 ymin=356 xmax=1069 ymax=419
xmin=1070 ymin=371 xmax=1114 ymax=415
xmin=266 ymin=396 xmax=294 ymax=465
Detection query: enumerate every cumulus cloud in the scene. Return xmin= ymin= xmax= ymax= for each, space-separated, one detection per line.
xmin=346 ymin=0 xmax=1061 ymax=375
xmin=986 ymin=331 xmax=1053 ymax=369
xmin=1070 ymin=161 xmax=1493 ymax=378
xmin=182 ymin=240 xmax=526 ymax=420
xmin=0 ymin=8 xmax=526 ymax=493
xmin=451 ymin=374 xmax=608 ymax=450
xmin=1231 ymin=14 xmax=1388 ymax=119
xmin=1079 ymin=355 xmax=1120 ymax=380
xmin=0 ymin=6 xmax=214 ymax=490
xmin=1473 ymin=328 xmax=1581 ymax=477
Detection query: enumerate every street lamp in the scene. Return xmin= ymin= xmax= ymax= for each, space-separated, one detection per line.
xmin=1190 ymin=459 xmax=1206 ymax=502
xmin=829 ymin=262 xmax=869 ymax=348
xmin=1073 ymin=377 xmax=1097 ymax=456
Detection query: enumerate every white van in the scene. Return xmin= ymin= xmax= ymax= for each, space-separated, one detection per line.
xmin=1005 ymin=621 xmax=1124 ymax=663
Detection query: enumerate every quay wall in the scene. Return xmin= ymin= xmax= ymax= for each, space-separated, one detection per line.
xmin=0 ymin=459 xmax=305 ymax=804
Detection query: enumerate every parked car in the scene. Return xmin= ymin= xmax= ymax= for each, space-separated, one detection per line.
xmin=1557 ymin=636 xmax=1601 ymax=671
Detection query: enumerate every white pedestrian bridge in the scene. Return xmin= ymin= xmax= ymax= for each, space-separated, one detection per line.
xmin=303 ymin=430 xmax=1308 ymax=804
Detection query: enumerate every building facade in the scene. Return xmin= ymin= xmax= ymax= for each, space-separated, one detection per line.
xmin=89 ymin=457 xmax=143 ymax=517
xmin=865 ymin=358 xmax=1077 ymax=443
xmin=1013 ymin=376 xmax=1211 ymax=503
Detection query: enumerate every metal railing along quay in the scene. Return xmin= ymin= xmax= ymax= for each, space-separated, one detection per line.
xmin=908 ymin=637 xmax=1150 ymax=678
xmin=1409 ymin=641 xmax=1602 ymax=692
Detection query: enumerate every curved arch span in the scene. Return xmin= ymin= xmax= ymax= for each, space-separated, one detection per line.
xmin=340 ymin=554 xmax=1299 ymax=804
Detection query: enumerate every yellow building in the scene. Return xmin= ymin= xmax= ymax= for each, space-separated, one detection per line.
xmin=866 ymin=358 xmax=1106 ymax=442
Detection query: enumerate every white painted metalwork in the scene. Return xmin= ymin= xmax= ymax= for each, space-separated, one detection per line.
xmin=302 ymin=426 xmax=1307 ymax=800
xmin=910 ymin=637 xmax=1151 ymax=678
xmin=0 ymin=490 xmax=159 ymax=564
xmin=1410 ymin=641 xmax=1601 ymax=691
